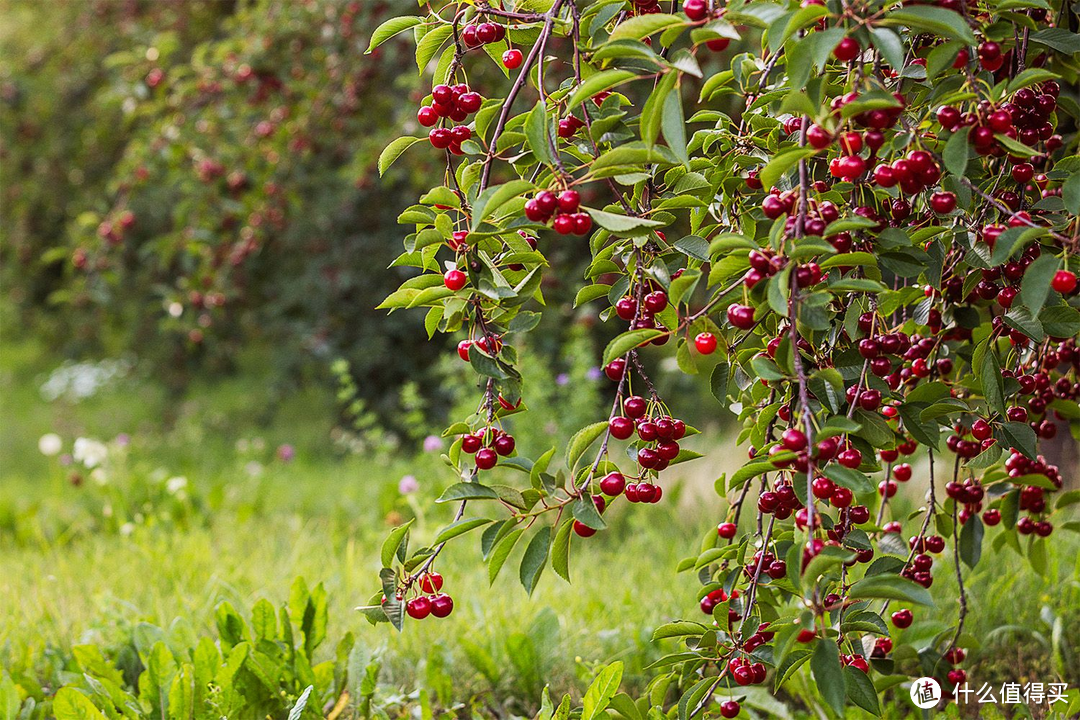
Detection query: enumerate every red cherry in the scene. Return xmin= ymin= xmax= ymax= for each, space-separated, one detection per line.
xmin=475 ymin=448 xmax=497 ymax=470
xmin=430 ymin=593 xmax=454 ymax=618
xmin=719 ymin=700 xmax=740 ymax=719
xmin=600 ymin=472 xmax=626 ymax=495
xmin=502 ymin=49 xmax=523 ymax=69
xmin=417 ymin=106 xmax=438 ymax=127
xmin=406 ymin=597 xmax=432 ymax=619
xmin=727 ymin=304 xmax=755 ymax=330
xmin=833 ymin=36 xmax=861 ymax=61
xmin=891 ymin=608 xmax=913 ymax=628
xmin=930 ymin=191 xmax=957 ymax=214
xmin=682 ymin=0 xmax=708 ymax=20
xmin=419 ymin=572 xmax=444 ymax=593
xmin=444 ymin=269 xmax=467 ymax=290
xmin=717 ymin=522 xmax=737 ymax=539
xmin=694 ymin=332 xmax=718 ymax=355
xmin=1051 ymin=270 xmax=1077 ymax=294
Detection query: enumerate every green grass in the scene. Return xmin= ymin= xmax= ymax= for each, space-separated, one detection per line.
xmin=2 ymin=334 xmax=1078 ymax=718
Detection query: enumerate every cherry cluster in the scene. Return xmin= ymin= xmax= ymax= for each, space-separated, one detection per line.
xmin=419 ymin=83 xmax=482 ymax=153
xmin=403 ymin=572 xmax=455 ymax=620
xmin=460 ymin=427 xmax=516 ymax=471
xmin=460 ymin=20 xmax=505 ymax=49
xmin=523 ymin=189 xmax=592 ymax=235
xmin=613 ymin=287 xmax=671 ymax=340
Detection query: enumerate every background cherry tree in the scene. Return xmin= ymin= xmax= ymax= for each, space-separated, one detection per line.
xmin=368 ymin=0 xmax=1079 ymax=714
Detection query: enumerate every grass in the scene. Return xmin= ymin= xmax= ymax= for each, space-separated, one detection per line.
xmin=2 ymin=333 xmax=1079 ymax=718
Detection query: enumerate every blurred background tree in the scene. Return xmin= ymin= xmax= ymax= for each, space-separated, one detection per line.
xmin=1 ymin=0 xmax=621 ymax=435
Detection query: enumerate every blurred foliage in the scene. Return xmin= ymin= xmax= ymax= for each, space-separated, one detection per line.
xmin=2 ymin=0 xmax=458 ymax=423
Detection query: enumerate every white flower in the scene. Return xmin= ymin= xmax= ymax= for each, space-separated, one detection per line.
xmin=119 ymin=522 xmax=135 ymax=536
xmin=90 ymin=468 xmax=108 ymax=485
xmin=166 ymin=476 xmax=188 ymax=494
xmin=73 ymin=438 xmax=108 ymax=468
xmin=38 ymin=433 xmax=63 ymax=456
xmin=244 ymin=461 xmax=264 ymax=477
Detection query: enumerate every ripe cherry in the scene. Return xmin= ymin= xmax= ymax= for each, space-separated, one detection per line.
xmin=717 ymin=522 xmax=737 ymax=539
xmin=719 ymin=700 xmax=740 ymax=719
xmin=891 ymin=608 xmax=913 ymax=628
xmin=502 ymin=49 xmax=523 ymax=69
xmin=610 ymin=416 xmax=634 ymax=439
xmin=1051 ymin=270 xmax=1077 ymax=294
xmin=573 ymin=520 xmax=596 ymax=537
xmin=444 ymin=269 xmax=467 ymax=290
xmin=600 ymin=472 xmax=626 ymax=495
xmin=682 ymin=0 xmax=708 ymax=20
xmin=430 ymin=593 xmax=454 ymax=618
xmin=695 ymin=332 xmax=718 ymax=354
xmin=837 ymin=447 xmax=862 ymax=468
xmin=419 ymin=572 xmax=444 ymax=593
xmin=727 ymin=304 xmax=755 ymax=330
xmin=930 ymin=192 xmax=957 ymax=214
xmin=475 ymin=448 xmax=497 ymax=470
xmin=781 ymin=428 xmax=807 ymax=451
xmin=494 ymin=434 xmax=516 ymax=456
xmin=833 ymin=36 xmax=861 ymax=61
xmin=624 ymin=395 xmax=647 ymax=418
xmin=644 ymin=290 xmax=668 ymax=313
xmin=406 ymin=597 xmax=432 ymax=619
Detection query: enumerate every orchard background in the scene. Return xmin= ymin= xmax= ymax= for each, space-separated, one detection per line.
xmin=1 ymin=0 xmax=1080 ymax=718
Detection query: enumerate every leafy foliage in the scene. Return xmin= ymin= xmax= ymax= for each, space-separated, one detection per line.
xmin=371 ymin=0 xmax=1080 ymax=715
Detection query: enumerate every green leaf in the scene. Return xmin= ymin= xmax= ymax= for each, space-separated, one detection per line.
xmin=710 ymin=361 xmax=730 ymax=404
xmin=811 ymin=640 xmax=846 ymax=717
xmin=822 ymin=465 xmax=874 ymax=495
xmin=566 ymin=421 xmax=610 ymax=470
xmin=565 ymin=70 xmax=638 ymax=110
xmin=608 ymin=14 xmax=685 ymax=41
xmin=879 ymin=6 xmax=976 ymax=44
xmin=378 ymin=137 xmax=423 ymax=176
xmin=433 ymin=517 xmax=493 ymax=545
xmin=761 ymin=146 xmax=816 ymax=191
xmin=959 ymin=515 xmax=983 ymax=568
xmin=978 ymin=342 xmax=1006 ymax=418
xmin=1041 ymin=305 xmax=1080 ymax=338
xmin=1063 ymin=173 xmax=1080 ymax=215
xmin=551 ymin=519 xmax=574 ymax=582
xmin=525 ymin=101 xmax=555 ymax=165
xmin=1020 ymin=253 xmax=1060 ymax=316
xmin=942 ymin=127 xmax=970 ymax=176
xmin=437 ymin=482 xmax=501 ymax=503
xmin=582 ymin=662 xmax=624 ymax=720
xmin=1029 ymin=27 xmax=1080 ymax=53
xmin=848 ymin=574 xmax=935 ymax=606
xmin=999 ymin=421 xmax=1038 ymax=460
xmin=652 ymin=622 xmax=709 ymax=640
xmin=367 ymin=16 xmax=422 ymax=52
xmin=844 ymin=667 xmax=881 ymax=716
xmin=994 ymin=133 xmax=1038 ymax=157
xmin=586 ymin=208 xmax=664 ymax=235
xmin=602 ymin=328 xmax=666 ymax=365
xmin=662 ymin=82 xmax=689 ymax=167
xmin=573 ymin=494 xmax=607 ymax=530
xmin=381 ymin=520 xmax=414 ymax=567
xmin=485 ymin=527 xmax=523 ymax=584
xmin=52 ymin=688 xmax=108 ymax=720
xmin=415 ymin=25 xmax=453 ymax=73
xmin=287 ymin=686 xmax=314 ymax=720
xmin=869 ymin=27 xmax=904 ymax=70
xmin=471 ymin=180 xmax=535 ymax=229
xmin=519 ymin=526 xmax=552 ymax=595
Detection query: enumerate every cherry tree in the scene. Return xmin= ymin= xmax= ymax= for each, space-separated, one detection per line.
xmin=367 ymin=0 xmax=1079 ymax=714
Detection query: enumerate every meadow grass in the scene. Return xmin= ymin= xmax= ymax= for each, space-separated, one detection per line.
xmin=2 ymin=335 xmax=1078 ymax=716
